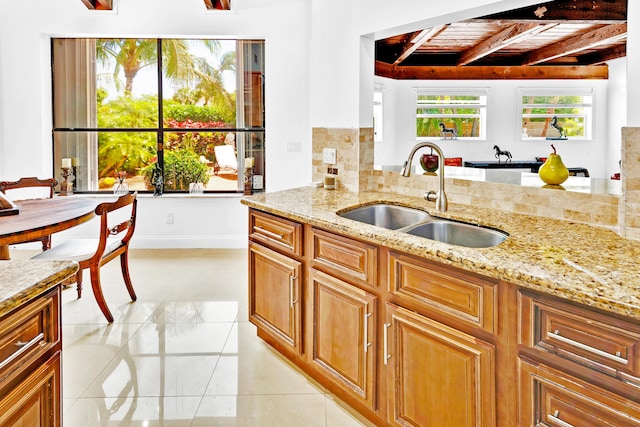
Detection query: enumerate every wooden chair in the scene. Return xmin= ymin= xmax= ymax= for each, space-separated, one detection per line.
xmin=0 ymin=177 xmax=58 ymax=250
xmin=33 ymin=192 xmax=138 ymax=322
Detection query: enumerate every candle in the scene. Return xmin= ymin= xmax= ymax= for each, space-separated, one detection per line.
xmin=245 ymin=157 xmax=254 ymax=168
xmin=71 ymin=157 xmax=79 ymax=167
xmin=61 ymin=158 xmax=71 ymax=168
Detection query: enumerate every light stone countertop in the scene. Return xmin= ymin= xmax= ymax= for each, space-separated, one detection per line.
xmin=242 ymin=187 xmax=640 ymax=321
xmin=0 ymin=260 xmax=78 ymax=317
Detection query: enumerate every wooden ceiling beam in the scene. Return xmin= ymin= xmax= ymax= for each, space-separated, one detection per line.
xmin=393 ymin=26 xmax=448 ymax=65
xmin=204 ymin=0 xmax=231 ymax=10
xmin=480 ymin=0 xmax=626 ymax=21
xmin=522 ymin=23 xmax=627 ymax=65
xmin=457 ymin=23 xmax=555 ymax=66
xmin=579 ymin=44 xmax=626 ymax=65
xmin=375 ymin=60 xmax=608 ymax=80
xmin=80 ymin=0 xmax=112 ymax=10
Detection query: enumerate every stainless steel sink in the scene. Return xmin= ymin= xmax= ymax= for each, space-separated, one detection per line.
xmin=403 ymin=220 xmax=507 ymax=248
xmin=337 ymin=204 xmax=430 ymax=230
xmin=337 ymin=203 xmax=507 ymax=248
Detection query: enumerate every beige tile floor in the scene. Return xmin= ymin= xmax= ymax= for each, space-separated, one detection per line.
xmin=14 ymin=249 xmax=375 ymax=427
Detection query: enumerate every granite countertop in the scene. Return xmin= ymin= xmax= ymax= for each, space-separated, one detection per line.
xmin=0 ymin=260 xmax=78 ymax=318
xmin=242 ymin=187 xmax=640 ymax=321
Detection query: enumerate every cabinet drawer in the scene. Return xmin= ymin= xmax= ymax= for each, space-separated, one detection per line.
xmin=520 ymin=359 xmax=640 ymax=426
xmin=0 ymin=288 xmax=60 ymax=387
xmin=520 ymin=291 xmax=640 ymax=383
xmin=388 ymin=251 xmax=497 ymax=333
xmin=310 ymin=228 xmax=377 ymax=287
xmin=249 ymin=210 xmax=303 ymax=256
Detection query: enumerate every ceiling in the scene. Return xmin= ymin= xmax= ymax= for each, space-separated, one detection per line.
xmin=375 ymin=0 xmax=627 ymax=80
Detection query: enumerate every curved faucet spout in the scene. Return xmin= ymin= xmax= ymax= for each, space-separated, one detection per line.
xmin=400 ymin=141 xmax=448 ymax=212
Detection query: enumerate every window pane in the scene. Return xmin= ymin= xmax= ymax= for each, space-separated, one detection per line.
xmin=162 ymin=39 xmax=237 ymax=128
xmin=54 ymin=131 xmax=156 ymax=192
xmin=520 ymin=91 xmax=592 ymax=140
xmin=416 ymin=92 xmax=486 ymax=140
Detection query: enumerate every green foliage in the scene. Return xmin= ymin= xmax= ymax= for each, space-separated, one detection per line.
xmin=143 ymin=149 xmax=210 ymax=191
xmin=164 ymin=103 xmax=226 ymax=123
xmin=97 ymin=96 xmax=159 ymax=178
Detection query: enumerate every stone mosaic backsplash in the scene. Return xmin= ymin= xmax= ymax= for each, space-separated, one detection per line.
xmin=312 ymin=126 xmax=625 ymax=230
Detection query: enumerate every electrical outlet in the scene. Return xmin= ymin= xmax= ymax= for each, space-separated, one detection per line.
xmin=323 ymin=148 xmax=337 ymax=164
xmin=166 ymin=213 xmax=174 ymax=224
xmin=286 ymin=142 xmax=302 ymax=152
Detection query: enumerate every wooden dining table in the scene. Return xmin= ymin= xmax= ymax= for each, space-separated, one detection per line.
xmin=0 ymin=197 xmax=100 ymax=260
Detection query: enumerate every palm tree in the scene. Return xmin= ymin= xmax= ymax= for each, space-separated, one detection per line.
xmin=96 ymin=38 xmax=226 ymax=98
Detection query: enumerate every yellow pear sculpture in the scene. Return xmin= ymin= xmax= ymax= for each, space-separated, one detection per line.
xmin=538 ymin=144 xmax=569 ymax=185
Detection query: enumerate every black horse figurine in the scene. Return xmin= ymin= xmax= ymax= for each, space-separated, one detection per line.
xmin=493 ymin=145 xmax=512 ymax=164
xmin=439 ymin=122 xmax=458 ymax=139
xmin=550 ymin=116 xmax=566 ymax=138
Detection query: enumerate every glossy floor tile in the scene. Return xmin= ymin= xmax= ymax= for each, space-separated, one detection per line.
xmin=11 ymin=249 xmax=375 ymax=426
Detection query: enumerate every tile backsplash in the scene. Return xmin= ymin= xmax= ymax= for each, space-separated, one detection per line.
xmin=313 ymin=126 xmax=629 ymax=232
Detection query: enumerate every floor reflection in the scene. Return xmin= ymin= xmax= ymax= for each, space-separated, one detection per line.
xmin=19 ymin=248 xmax=377 ymax=427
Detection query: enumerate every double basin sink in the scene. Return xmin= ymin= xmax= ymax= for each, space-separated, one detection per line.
xmin=337 ymin=203 xmax=507 ymax=248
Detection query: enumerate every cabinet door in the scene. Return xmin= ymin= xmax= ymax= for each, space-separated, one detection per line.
xmin=309 ymin=269 xmax=377 ymax=410
xmin=249 ymin=242 xmax=303 ymax=354
xmin=385 ymin=304 xmax=495 ymax=427
xmin=520 ymin=358 xmax=640 ymax=426
xmin=0 ymin=351 xmax=61 ymax=427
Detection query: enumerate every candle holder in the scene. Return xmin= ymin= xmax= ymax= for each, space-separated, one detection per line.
xmin=60 ymin=167 xmax=74 ymax=196
xmin=244 ymin=167 xmax=253 ymax=195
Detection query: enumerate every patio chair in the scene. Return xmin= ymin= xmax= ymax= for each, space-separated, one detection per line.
xmin=32 ymin=192 xmax=138 ymax=322
xmin=213 ymin=144 xmax=238 ymax=175
xmin=0 ymin=177 xmax=58 ymax=250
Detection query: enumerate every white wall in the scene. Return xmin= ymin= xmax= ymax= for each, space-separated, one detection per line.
xmin=374 ymin=76 xmax=618 ymax=179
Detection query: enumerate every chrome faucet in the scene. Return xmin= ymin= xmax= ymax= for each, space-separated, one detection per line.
xmin=400 ymin=141 xmax=448 ymax=212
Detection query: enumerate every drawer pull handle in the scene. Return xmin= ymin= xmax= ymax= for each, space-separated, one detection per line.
xmin=548 ymin=411 xmax=575 ymax=427
xmin=289 ymin=275 xmax=298 ymax=307
xmin=0 ymin=333 xmax=45 ymax=370
xmin=548 ymin=330 xmax=628 ymax=365
xmin=383 ymin=323 xmax=391 ymax=365
xmin=363 ymin=312 xmax=372 ymax=354
xmin=254 ymin=226 xmax=285 ymax=240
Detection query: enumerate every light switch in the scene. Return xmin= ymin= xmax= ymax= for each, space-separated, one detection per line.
xmin=323 ymin=148 xmax=337 ymax=164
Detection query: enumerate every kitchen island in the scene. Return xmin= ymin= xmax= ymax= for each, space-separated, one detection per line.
xmin=0 ymin=260 xmax=78 ymax=426
xmin=242 ymin=187 xmax=640 ymax=426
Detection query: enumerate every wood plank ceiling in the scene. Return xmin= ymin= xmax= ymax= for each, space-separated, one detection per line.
xmin=375 ymin=0 xmax=627 ymax=80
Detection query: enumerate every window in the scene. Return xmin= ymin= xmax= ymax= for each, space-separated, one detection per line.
xmin=52 ymin=38 xmax=265 ymax=193
xmin=373 ymin=84 xmax=383 ymax=142
xmin=416 ymin=89 xmax=487 ymax=140
xmin=519 ymin=88 xmax=593 ymax=140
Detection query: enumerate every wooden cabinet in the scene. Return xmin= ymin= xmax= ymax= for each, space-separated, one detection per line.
xmin=520 ymin=358 xmax=640 ymax=426
xmin=249 ymin=241 xmax=303 ymax=355
xmin=519 ymin=290 xmax=640 ymax=424
xmin=247 ymin=207 xmax=640 ymax=426
xmin=385 ymin=303 xmax=496 ymax=427
xmin=0 ymin=287 xmax=62 ymax=427
xmin=0 ymin=352 xmax=60 ymax=427
xmin=308 ymin=268 xmax=377 ymax=410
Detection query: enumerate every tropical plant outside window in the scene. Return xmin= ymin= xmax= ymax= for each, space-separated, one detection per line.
xmin=519 ymin=89 xmax=593 ymax=140
xmin=52 ymin=38 xmax=265 ymax=193
xmin=416 ymin=90 xmax=487 ymax=140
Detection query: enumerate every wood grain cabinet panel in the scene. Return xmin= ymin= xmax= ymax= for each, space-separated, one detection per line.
xmin=389 ymin=251 xmax=497 ymax=333
xmin=0 ymin=352 xmax=60 ymax=427
xmin=249 ymin=210 xmax=302 ymax=256
xmin=0 ymin=290 xmax=59 ymax=388
xmin=309 ymin=269 xmax=377 ymax=410
xmin=520 ymin=358 xmax=640 ymax=426
xmin=310 ymin=228 xmax=377 ymax=287
xmin=520 ymin=291 xmax=640 ymax=385
xmin=385 ymin=303 xmax=496 ymax=427
xmin=249 ymin=241 xmax=303 ymax=355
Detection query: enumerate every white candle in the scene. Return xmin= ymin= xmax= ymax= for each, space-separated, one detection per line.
xmin=61 ymin=158 xmax=72 ymax=168
xmin=245 ymin=157 xmax=254 ymax=168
